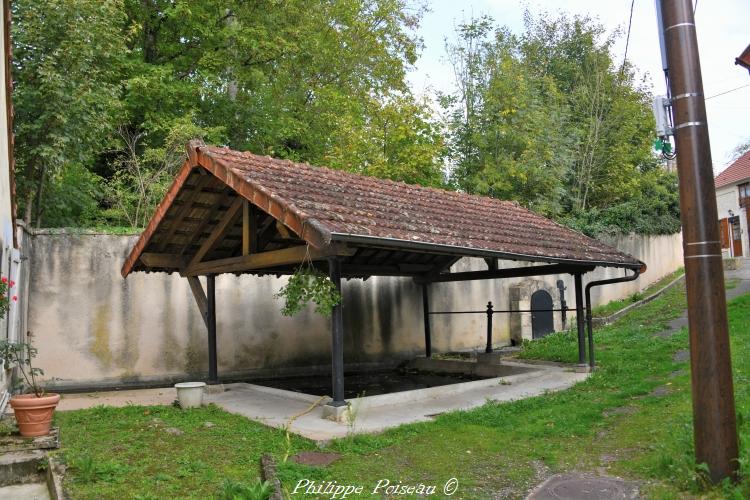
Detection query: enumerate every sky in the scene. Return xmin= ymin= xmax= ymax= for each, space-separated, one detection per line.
xmin=406 ymin=0 xmax=750 ymax=174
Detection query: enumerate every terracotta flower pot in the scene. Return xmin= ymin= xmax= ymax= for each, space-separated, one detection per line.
xmin=10 ymin=393 xmax=61 ymax=437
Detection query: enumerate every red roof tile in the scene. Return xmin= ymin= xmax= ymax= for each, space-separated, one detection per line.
xmin=122 ymin=142 xmax=644 ymax=277
xmin=715 ymin=150 xmax=750 ymax=188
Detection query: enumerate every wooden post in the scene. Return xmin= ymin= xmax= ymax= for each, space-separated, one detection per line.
xmin=206 ymin=274 xmax=218 ymax=384
xmin=573 ymin=273 xmax=586 ymax=366
xmin=658 ymin=0 xmax=738 ymax=482
xmin=328 ymin=257 xmax=345 ymax=406
xmin=421 ymin=283 xmax=431 ymax=358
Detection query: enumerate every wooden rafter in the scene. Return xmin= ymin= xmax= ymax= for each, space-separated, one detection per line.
xmin=177 ymin=195 xmax=226 ymax=256
xmin=155 ymin=174 xmax=212 ymax=252
xmin=187 ymin=196 xmax=244 ymax=269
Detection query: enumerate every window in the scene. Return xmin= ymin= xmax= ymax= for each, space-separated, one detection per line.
xmin=739 ymin=183 xmax=750 ymax=207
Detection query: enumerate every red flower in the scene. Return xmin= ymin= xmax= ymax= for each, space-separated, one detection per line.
xmin=9 ymin=281 xmax=14 ymax=287
xmin=11 ymin=296 xmax=17 ymax=302
xmin=0 ymin=277 xmax=6 ymax=284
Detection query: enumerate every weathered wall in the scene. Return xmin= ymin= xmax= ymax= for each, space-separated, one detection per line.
xmin=26 ymin=229 xmax=683 ymax=389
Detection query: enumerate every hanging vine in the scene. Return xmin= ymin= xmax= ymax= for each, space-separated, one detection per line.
xmin=274 ymin=247 xmax=342 ymax=317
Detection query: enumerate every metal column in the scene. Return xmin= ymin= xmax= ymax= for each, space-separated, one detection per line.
xmin=485 ymin=301 xmax=494 ymax=353
xmin=421 ymin=283 xmax=432 ymax=358
xmin=573 ymin=273 xmax=586 ymax=366
xmin=206 ymin=274 xmax=218 ymax=384
xmin=328 ymin=257 xmax=346 ymax=406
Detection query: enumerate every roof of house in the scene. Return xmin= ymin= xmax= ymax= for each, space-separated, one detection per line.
xmin=715 ymin=150 xmax=750 ymax=189
xmin=121 ymin=141 xmax=644 ymax=278
xmin=737 ymin=43 xmax=750 ymax=72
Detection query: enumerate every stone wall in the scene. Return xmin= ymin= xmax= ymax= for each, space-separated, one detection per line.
xmin=24 ymin=229 xmax=684 ymax=390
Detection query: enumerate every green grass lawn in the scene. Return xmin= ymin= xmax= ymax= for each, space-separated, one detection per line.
xmin=56 ymin=280 xmax=750 ymax=499
xmin=591 ymin=267 xmax=684 ymax=318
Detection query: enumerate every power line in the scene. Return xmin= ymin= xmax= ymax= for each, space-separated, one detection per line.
xmin=705 ymin=83 xmax=750 ymax=100
xmin=620 ymin=0 xmax=635 ymax=77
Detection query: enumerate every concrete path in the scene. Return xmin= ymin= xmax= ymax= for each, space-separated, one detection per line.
xmin=0 ymin=483 xmax=50 ymax=500
xmin=53 ymin=363 xmax=586 ymax=441
xmin=661 ymin=261 xmax=750 ymax=335
xmin=209 ymin=362 xmax=587 ymax=441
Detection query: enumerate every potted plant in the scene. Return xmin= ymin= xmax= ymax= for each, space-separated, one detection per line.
xmin=0 ymin=333 xmax=60 ymax=437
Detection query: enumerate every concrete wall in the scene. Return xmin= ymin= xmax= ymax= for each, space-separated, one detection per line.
xmin=25 ymin=229 xmax=684 ymax=390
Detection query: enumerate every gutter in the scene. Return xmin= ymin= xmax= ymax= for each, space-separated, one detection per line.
xmin=329 ymin=232 xmax=643 ymax=270
xmin=584 ymin=268 xmax=642 ymax=367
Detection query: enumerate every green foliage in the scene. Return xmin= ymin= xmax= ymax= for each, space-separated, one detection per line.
xmin=442 ymin=12 xmax=680 ymax=235
xmin=0 ymin=339 xmax=45 ymax=397
xmin=274 ymin=264 xmax=342 ymax=317
xmin=14 ymin=0 xmax=444 ymax=228
xmin=218 ymin=478 xmax=273 ymax=500
xmin=57 ymin=404 xmax=315 ymax=498
xmin=12 ymin=0 xmax=127 ymax=226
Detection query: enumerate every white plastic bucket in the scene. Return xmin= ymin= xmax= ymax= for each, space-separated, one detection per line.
xmin=174 ymin=382 xmax=206 ymax=409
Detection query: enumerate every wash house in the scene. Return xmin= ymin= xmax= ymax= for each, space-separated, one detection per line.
xmin=122 ymin=140 xmax=644 ymax=411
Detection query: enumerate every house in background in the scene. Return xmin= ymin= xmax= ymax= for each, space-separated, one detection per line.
xmin=736 ymin=43 xmax=750 ymax=74
xmin=715 ymin=150 xmax=750 ymax=258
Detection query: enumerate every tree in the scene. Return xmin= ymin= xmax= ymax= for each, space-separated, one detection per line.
xmin=12 ymin=0 xmax=127 ymax=226
xmin=14 ymin=0 xmax=445 ymax=228
xmin=443 ymin=12 xmax=679 ymax=235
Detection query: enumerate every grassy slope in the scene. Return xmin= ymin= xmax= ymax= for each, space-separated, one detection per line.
xmin=57 ymin=282 xmax=750 ymax=498
xmin=591 ymin=267 xmax=684 ymax=318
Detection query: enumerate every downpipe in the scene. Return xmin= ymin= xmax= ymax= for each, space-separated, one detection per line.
xmin=584 ymin=268 xmax=642 ymax=368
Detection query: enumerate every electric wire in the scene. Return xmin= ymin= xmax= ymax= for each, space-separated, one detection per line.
xmin=705 ymin=83 xmax=750 ymax=100
xmin=620 ymin=0 xmax=635 ymax=77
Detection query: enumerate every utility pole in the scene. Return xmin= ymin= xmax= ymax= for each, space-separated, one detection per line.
xmin=657 ymin=0 xmax=738 ymax=483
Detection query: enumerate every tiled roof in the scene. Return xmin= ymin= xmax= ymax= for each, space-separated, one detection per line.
xmin=715 ymin=150 xmax=750 ymax=188
xmin=122 ymin=142 xmax=643 ymax=276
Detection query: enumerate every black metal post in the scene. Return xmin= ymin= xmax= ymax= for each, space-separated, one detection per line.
xmin=573 ymin=273 xmax=586 ymax=366
xmin=421 ymin=283 xmax=432 ymax=358
xmin=328 ymin=257 xmax=346 ymax=406
xmin=584 ymin=269 xmax=641 ymax=369
xmin=485 ymin=301 xmax=494 ymax=353
xmin=557 ymin=279 xmax=567 ymax=330
xmin=206 ymin=274 xmax=218 ymax=384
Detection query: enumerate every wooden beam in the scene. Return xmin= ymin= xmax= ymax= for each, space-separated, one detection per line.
xmin=155 ymin=174 xmax=212 ymax=252
xmin=140 ymin=253 xmax=187 ymax=269
xmin=187 ymin=197 xmax=244 ymax=269
xmin=184 ymin=244 xmax=356 ymax=276
xmin=187 ymin=276 xmax=208 ymax=328
xmin=276 ymin=221 xmax=292 ymax=239
xmin=178 ymin=197 xmax=225 ymax=256
xmin=416 ymin=263 xmax=595 ymax=284
xmin=416 ymin=256 xmax=462 ymax=283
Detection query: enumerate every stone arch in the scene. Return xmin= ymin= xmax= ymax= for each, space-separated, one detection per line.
xmin=509 ymin=279 xmax=563 ymax=344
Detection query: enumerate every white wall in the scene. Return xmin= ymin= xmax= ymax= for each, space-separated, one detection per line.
xmin=25 ymin=229 xmax=684 ymax=390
